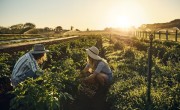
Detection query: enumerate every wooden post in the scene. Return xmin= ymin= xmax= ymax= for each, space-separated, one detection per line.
xmin=153 ymin=31 xmax=155 ymax=39
xmin=135 ymin=31 xmax=136 ymax=37
xmin=166 ymin=30 xmax=168 ymax=40
xmin=136 ymin=31 xmax=138 ymax=37
xmin=146 ymin=32 xmax=148 ymax=39
xmin=175 ymin=30 xmax=178 ymax=42
xmin=140 ymin=31 xmax=141 ymax=38
xmin=147 ymin=34 xmax=153 ymax=110
xmin=159 ymin=31 xmax=161 ymax=39
xmin=143 ymin=31 xmax=145 ymax=39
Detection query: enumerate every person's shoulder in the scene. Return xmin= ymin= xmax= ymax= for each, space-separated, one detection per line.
xmin=20 ymin=52 xmax=31 ymax=60
xmin=22 ymin=52 xmax=28 ymax=57
xmin=98 ymin=61 xmax=105 ymax=66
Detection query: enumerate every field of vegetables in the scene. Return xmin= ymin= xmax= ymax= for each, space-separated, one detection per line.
xmin=0 ymin=34 xmax=180 ymax=110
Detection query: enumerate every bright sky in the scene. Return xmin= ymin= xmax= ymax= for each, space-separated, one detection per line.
xmin=0 ymin=0 xmax=180 ymax=30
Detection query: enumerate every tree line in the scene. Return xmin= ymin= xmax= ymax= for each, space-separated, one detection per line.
xmin=0 ymin=23 xmax=80 ymax=34
xmin=139 ymin=19 xmax=180 ymax=31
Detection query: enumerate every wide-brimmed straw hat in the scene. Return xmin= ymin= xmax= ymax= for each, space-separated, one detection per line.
xmin=86 ymin=46 xmax=102 ymax=60
xmin=30 ymin=44 xmax=49 ymax=54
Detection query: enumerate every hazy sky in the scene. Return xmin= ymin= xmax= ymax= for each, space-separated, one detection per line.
xmin=0 ymin=0 xmax=180 ymax=30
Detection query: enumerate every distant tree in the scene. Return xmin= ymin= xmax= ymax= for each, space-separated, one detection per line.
xmin=71 ymin=26 xmax=74 ymax=31
xmin=75 ymin=29 xmax=80 ymax=31
xmin=23 ymin=23 xmax=36 ymax=29
xmin=21 ymin=23 xmax=36 ymax=34
xmin=10 ymin=24 xmax=24 ymax=34
xmin=10 ymin=24 xmax=23 ymax=30
xmin=104 ymin=27 xmax=113 ymax=31
xmin=86 ymin=28 xmax=89 ymax=31
xmin=44 ymin=27 xmax=51 ymax=32
xmin=55 ymin=26 xmax=63 ymax=33
xmin=0 ymin=27 xmax=10 ymax=34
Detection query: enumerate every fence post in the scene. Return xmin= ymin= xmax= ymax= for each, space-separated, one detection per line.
xmin=175 ymin=30 xmax=178 ymax=42
xmin=138 ymin=31 xmax=139 ymax=37
xmin=159 ymin=31 xmax=161 ymax=40
xmin=146 ymin=31 xmax=148 ymax=39
xmin=143 ymin=31 xmax=144 ymax=39
xmin=135 ymin=31 xmax=136 ymax=37
xmin=147 ymin=34 xmax=153 ymax=110
xmin=153 ymin=31 xmax=155 ymax=39
xmin=166 ymin=30 xmax=168 ymax=40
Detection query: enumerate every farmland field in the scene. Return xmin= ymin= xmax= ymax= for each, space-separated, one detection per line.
xmin=0 ymin=33 xmax=64 ymax=45
xmin=0 ymin=34 xmax=180 ymax=110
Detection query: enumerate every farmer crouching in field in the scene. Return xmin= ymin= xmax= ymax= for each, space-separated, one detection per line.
xmin=82 ymin=46 xmax=113 ymax=87
xmin=11 ymin=44 xmax=49 ymax=87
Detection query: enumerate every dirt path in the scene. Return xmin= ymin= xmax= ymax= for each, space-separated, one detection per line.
xmin=0 ymin=36 xmax=80 ymax=50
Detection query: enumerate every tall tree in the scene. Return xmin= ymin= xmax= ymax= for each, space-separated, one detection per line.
xmin=71 ymin=26 xmax=74 ymax=31
xmin=86 ymin=28 xmax=89 ymax=31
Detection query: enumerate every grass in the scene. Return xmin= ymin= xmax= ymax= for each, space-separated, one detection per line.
xmin=0 ymin=34 xmax=43 ymax=41
xmin=137 ymin=32 xmax=180 ymax=42
xmin=0 ymin=33 xmax=64 ymax=45
xmin=154 ymin=33 xmax=180 ymax=42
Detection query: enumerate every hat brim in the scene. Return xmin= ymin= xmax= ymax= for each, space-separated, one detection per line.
xmin=86 ymin=49 xmax=102 ymax=60
xmin=30 ymin=50 xmax=49 ymax=54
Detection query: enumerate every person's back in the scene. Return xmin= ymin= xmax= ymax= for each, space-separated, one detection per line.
xmin=11 ymin=44 xmax=49 ymax=87
xmin=12 ymin=53 xmax=38 ymax=79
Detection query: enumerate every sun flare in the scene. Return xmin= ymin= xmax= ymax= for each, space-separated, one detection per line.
xmin=108 ymin=14 xmax=132 ymax=28
xmin=115 ymin=16 xmax=131 ymax=28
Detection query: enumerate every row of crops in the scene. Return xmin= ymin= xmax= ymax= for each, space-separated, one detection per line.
xmin=105 ymin=36 xmax=180 ymax=110
xmin=0 ymin=36 xmax=103 ymax=110
xmin=0 ymin=35 xmax=180 ymax=110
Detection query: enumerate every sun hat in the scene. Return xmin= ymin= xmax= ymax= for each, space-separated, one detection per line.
xmin=86 ymin=46 xmax=102 ymax=60
xmin=30 ymin=44 xmax=49 ymax=54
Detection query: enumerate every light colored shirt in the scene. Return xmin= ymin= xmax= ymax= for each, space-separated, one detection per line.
xmin=11 ymin=52 xmax=40 ymax=79
xmin=85 ymin=61 xmax=112 ymax=76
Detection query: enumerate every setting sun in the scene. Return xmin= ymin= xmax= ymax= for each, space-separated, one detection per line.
xmin=108 ymin=15 xmax=132 ymax=28
xmin=115 ymin=16 xmax=131 ymax=28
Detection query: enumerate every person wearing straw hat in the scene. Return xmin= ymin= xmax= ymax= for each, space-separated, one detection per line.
xmin=82 ymin=46 xmax=113 ymax=86
xmin=11 ymin=44 xmax=49 ymax=87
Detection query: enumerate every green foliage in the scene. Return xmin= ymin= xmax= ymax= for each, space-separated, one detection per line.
xmin=163 ymin=40 xmax=180 ymax=47
xmin=0 ymin=53 xmax=13 ymax=77
xmin=114 ymin=41 xmax=125 ymax=50
xmin=102 ymin=36 xmax=180 ymax=110
xmin=123 ymin=47 xmax=136 ymax=60
xmin=132 ymin=39 xmax=149 ymax=51
xmin=4 ymin=36 xmax=101 ymax=109
xmin=10 ymin=72 xmax=74 ymax=110
xmin=1 ymin=34 xmax=179 ymax=109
